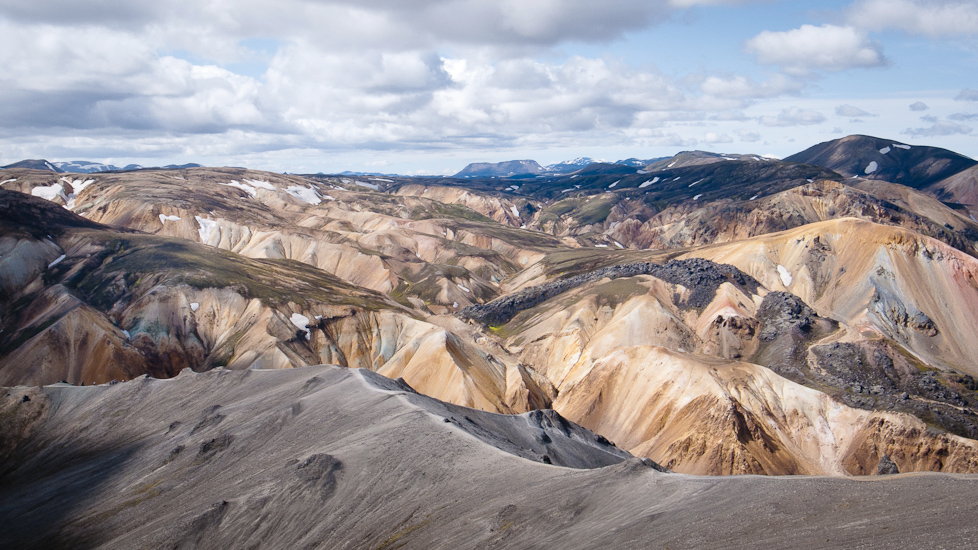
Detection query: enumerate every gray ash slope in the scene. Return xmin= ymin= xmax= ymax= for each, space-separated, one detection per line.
xmin=462 ymin=258 xmax=759 ymax=326
xmin=3 ymin=365 xmax=978 ymax=550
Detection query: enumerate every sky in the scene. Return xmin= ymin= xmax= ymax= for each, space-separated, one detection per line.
xmin=1 ymin=0 xmax=977 ymax=175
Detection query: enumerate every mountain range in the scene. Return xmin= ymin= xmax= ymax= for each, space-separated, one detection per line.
xmin=3 ymin=134 xmax=978 ymax=547
xmin=0 ymin=159 xmax=202 ymax=173
xmin=452 ymin=156 xmax=664 ymax=177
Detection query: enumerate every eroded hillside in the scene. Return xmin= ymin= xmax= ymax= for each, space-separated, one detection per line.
xmin=3 ymin=134 xmax=978 ymax=477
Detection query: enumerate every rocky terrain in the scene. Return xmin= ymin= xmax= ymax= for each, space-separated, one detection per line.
xmin=3 ymin=133 xmax=978 ymax=544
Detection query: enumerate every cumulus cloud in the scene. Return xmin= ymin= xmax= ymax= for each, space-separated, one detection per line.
xmin=949 ymin=113 xmax=978 ymax=121
xmin=848 ymin=0 xmax=978 ymax=37
xmin=745 ymin=24 xmax=885 ymax=73
xmin=759 ymin=107 xmax=826 ymax=127
xmin=957 ymin=89 xmax=978 ymax=101
xmin=904 ymin=121 xmax=973 ymax=137
xmin=909 ymin=101 xmax=929 ymax=111
xmin=835 ymin=104 xmax=877 ymax=118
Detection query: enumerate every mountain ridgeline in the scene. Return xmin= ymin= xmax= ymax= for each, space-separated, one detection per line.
xmin=3 ymin=134 xmax=978 ymax=546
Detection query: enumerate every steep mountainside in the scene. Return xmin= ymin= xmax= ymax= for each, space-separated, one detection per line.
xmin=0 ymin=191 xmax=551 ymax=412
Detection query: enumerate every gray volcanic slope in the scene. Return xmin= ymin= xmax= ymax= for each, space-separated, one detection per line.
xmin=3 ymin=366 xmax=978 ymax=549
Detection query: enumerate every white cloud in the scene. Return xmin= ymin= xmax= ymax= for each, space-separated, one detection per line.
xmin=759 ymin=107 xmax=827 ymax=127
xmin=835 ymin=104 xmax=877 ymax=117
xmin=699 ymin=74 xmax=802 ymax=99
xmin=848 ymin=0 xmax=978 ymax=37
xmin=746 ymin=24 xmax=885 ymax=73
xmin=904 ymin=120 xmax=973 ymax=137
xmin=909 ymin=101 xmax=930 ymax=111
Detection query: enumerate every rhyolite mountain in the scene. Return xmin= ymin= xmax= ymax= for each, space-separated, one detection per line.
xmin=4 ymin=134 xmax=978 ymax=546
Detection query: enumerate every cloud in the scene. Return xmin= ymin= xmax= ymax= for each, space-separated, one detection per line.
xmin=909 ymin=101 xmax=929 ymax=111
xmin=699 ymin=74 xmax=802 ymax=100
xmin=745 ymin=24 xmax=885 ymax=73
xmin=848 ymin=0 xmax=978 ymax=37
xmin=759 ymin=107 xmax=826 ymax=127
xmin=957 ymin=89 xmax=978 ymax=101
xmin=835 ymin=104 xmax=876 ymax=117
xmin=949 ymin=112 xmax=978 ymax=121
xmin=702 ymin=132 xmax=733 ymax=144
xmin=904 ymin=121 xmax=974 ymax=137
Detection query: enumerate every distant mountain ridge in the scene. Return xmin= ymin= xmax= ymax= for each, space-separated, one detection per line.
xmin=0 ymin=158 xmax=202 ymax=173
xmin=454 ymin=156 xmax=664 ymax=177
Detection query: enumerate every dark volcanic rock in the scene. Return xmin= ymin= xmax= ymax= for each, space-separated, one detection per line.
xmin=877 ymin=454 xmax=900 ymax=475
xmin=461 ymin=258 xmax=759 ymax=326
xmin=756 ymin=291 xmax=817 ymax=341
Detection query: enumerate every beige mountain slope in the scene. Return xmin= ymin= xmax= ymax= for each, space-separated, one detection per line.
xmin=392 ymin=173 xmax=978 ymax=262
xmin=689 ymin=218 xmax=978 ymax=375
xmin=929 ymin=164 xmax=978 ymax=218
xmin=5 ymin=155 xmax=978 ymax=478
xmin=469 ymin=250 xmax=978 ymax=474
xmin=0 ymin=191 xmax=547 ymax=412
xmin=3 ymin=365 xmax=978 ymax=549
xmin=13 ymin=167 xmax=563 ymax=311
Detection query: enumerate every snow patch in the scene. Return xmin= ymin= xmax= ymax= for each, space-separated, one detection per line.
xmin=692 ymin=194 xmax=702 ymax=201
xmin=452 ymin=302 xmax=459 ymax=308
xmin=64 ymin=178 xmax=96 ymax=209
xmin=777 ymin=264 xmax=793 ymax=286
xmin=285 ymin=186 xmax=322 ymax=205
xmin=673 ymin=177 xmax=681 ymax=181
xmin=457 ymin=283 xmax=471 ymax=293
xmin=0 ymin=178 xmax=16 ymax=185
xmin=244 ymin=178 xmax=276 ymax=190
xmin=864 ymin=161 xmax=879 ymax=174
xmin=893 ymin=143 xmax=911 ymax=150
xmin=639 ymin=177 xmax=660 ymax=189
xmin=31 ymin=183 xmax=65 ymax=202
xmin=688 ymin=179 xmax=704 ymax=187
xmin=608 ymin=180 xmax=619 ymax=188
xmin=369 ymin=177 xmax=394 ymax=183
xmin=879 ymin=146 xmax=891 ymax=154
xmin=159 ymin=214 xmax=182 ymax=223
xmin=219 ymin=180 xmax=258 ymax=197
xmin=290 ymin=313 xmax=312 ymax=340
xmin=749 ymin=194 xmax=759 ymax=201
xmin=510 ymin=205 xmax=520 ymax=218
xmin=190 ymin=302 xmax=200 ymax=312
xmin=195 ymin=216 xmax=220 ymax=244
xmin=47 ymin=254 xmax=66 ymax=268
xmin=594 ymin=244 xmax=608 ymax=248
xmin=667 ymin=161 xmax=677 ymax=168
xmin=613 ymin=241 xmax=625 ymax=249
xmin=343 ymin=179 xmax=379 ymax=190
xmin=122 ymin=330 xmax=131 ymax=339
